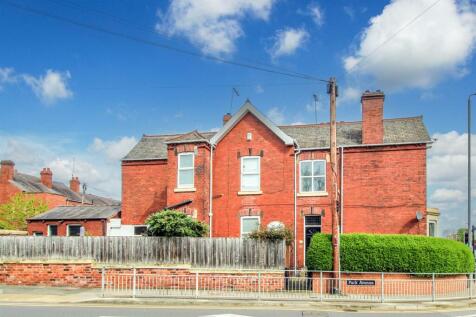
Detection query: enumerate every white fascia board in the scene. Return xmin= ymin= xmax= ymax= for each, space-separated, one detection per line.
xmin=210 ymin=101 xmax=295 ymax=146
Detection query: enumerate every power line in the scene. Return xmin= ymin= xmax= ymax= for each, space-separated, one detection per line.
xmin=1 ymin=0 xmax=329 ymax=83
xmin=348 ymin=0 xmax=442 ymax=71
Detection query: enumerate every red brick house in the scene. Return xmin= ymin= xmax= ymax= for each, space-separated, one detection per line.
xmin=119 ymin=90 xmax=431 ymax=267
xmin=0 ymin=160 xmax=120 ymax=236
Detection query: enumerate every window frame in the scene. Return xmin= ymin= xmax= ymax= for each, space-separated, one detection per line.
xmin=240 ymin=216 xmax=260 ymax=238
xmin=67 ymin=224 xmax=83 ymax=237
xmin=177 ymin=152 xmax=195 ymax=189
xmin=47 ymin=224 xmax=58 ymax=237
xmin=240 ymin=156 xmax=261 ymax=192
xmin=299 ymin=159 xmax=326 ymax=193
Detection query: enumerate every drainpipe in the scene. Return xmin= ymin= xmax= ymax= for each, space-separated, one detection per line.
xmin=293 ymin=142 xmax=301 ymax=271
xmin=209 ymin=143 xmax=214 ymax=238
xmin=340 ymin=147 xmax=344 ymax=233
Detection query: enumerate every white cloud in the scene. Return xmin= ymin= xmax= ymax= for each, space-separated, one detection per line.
xmin=90 ymin=136 xmax=137 ymax=161
xmin=156 ymin=0 xmax=275 ymax=56
xmin=0 ymin=67 xmax=17 ymax=88
xmin=427 ymin=131 xmax=476 ymax=234
xmin=343 ymin=6 xmax=355 ymax=20
xmin=23 ymin=69 xmax=73 ymax=104
xmin=339 ymin=86 xmax=361 ymax=104
xmin=308 ymin=3 xmax=324 ymax=26
xmin=343 ymin=0 xmax=476 ymax=90
xmin=0 ymin=133 xmax=137 ymax=199
xmin=266 ymin=107 xmax=285 ymax=124
xmin=290 ymin=121 xmax=306 ymax=125
xmin=269 ymin=27 xmax=309 ymax=59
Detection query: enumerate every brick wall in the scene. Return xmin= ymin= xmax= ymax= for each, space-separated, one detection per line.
xmin=122 ymin=160 xmax=168 ymax=225
xmin=0 ymin=262 xmax=284 ymax=291
xmin=27 ymin=219 xmax=107 ymax=236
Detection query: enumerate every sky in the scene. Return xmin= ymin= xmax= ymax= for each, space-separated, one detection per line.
xmin=0 ymin=0 xmax=475 ymax=235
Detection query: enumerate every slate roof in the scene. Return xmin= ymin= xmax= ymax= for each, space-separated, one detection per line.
xmin=29 ymin=205 xmax=121 ymax=221
xmin=165 ymin=130 xmax=210 ymax=144
xmin=123 ymin=117 xmax=431 ymax=161
xmin=10 ymin=172 xmax=119 ymax=206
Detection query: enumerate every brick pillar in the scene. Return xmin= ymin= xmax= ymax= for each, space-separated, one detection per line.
xmin=362 ymin=90 xmax=384 ymax=144
xmin=0 ymin=160 xmax=14 ymax=183
xmin=40 ymin=168 xmax=53 ymax=188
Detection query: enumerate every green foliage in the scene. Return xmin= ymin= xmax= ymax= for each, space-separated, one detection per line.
xmin=0 ymin=193 xmax=48 ymax=230
xmin=307 ymin=233 xmax=475 ymax=273
xmin=146 ymin=209 xmax=208 ymax=237
xmin=248 ymin=226 xmax=293 ymax=245
xmin=456 ymin=228 xmax=467 ymax=243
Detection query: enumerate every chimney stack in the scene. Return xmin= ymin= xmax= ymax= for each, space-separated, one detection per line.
xmin=361 ymin=90 xmax=384 ymax=144
xmin=223 ymin=113 xmax=232 ymax=125
xmin=0 ymin=160 xmax=15 ymax=183
xmin=40 ymin=168 xmax=53 ymax=188
xmin=70 ymin=176 xmax=80 ymax=193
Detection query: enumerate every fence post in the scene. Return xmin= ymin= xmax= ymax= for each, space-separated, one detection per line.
xmin=195 ymin=272 xmax=199 ymax=299
xmin=132 ymin=267 xmax=136 ymax=299
xmin=258 ymin=272 xmax=261 ymax=300
xmin=320 ymin=271 xmax=323 ymax=302
xmin=470 ymin=273 xmax=474 ymax=299
xmin=380 ymin=272 xmax=384 ymax=303
xmin=432 ymin=273 xmax=435 ymax=302
xmin=101 ymin=266 xmax=105 ymax=298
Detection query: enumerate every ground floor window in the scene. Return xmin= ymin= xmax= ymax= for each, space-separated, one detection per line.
xmin=67 ymin=224 xmax=83 ymax=237
xmin=47 ymin=225 xmax=58 ymax=236
xmin=241 ymin=216 xmax=260 ymax=238
xmin=134 ymin=226 xmax=147 ymax=236
xmin=428 ymin=221 xmax=436 ymax=237
xmin=32 ymin=231 xmax=43 ymax=236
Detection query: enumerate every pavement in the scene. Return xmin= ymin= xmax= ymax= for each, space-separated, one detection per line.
xmin=2 ymin=285 xmax=476 ymax=313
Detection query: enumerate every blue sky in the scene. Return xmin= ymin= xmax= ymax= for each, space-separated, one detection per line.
xmin=0 ymin=0 xmax=475 ymax=234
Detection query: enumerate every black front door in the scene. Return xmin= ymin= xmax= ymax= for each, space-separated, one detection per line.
xmin=304 ymin=215 xmax=322 ymax=252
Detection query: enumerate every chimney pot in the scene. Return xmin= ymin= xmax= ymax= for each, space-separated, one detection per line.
xmin=361 ymin=90 xmax=385 ymax=144
xmin=40 ymin=167 xmax=53 ymax=188
xmin=223 ymin=113 xmax=232 ymax=125
xmin=0 ymin=160 xmax=15 ymax=183
xmin=70 ymin=176 xmax=80 ymax=193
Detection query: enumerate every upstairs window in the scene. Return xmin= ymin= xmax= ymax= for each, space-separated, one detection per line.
xmin=177 ymin=153 xmax=194 ymax=188
xmin=241 ymin=156 xmax=260 ymax=192
xmin=300 ymin=160 xmax=326 ymax=193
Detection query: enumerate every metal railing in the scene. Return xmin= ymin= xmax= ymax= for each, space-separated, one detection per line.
xmin=101 ymin=268 xmax=475 ymax=302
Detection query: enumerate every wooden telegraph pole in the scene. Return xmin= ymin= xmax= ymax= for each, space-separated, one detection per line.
xmin=328 ymin=77 xmax=340 ymax=280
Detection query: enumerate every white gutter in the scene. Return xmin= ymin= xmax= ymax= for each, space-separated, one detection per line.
xmin=299 ymin=140 xmax=433 ymax=151
xmin=293 ymin=141 xmax=301 ymax=271
xmin=209 ymin=143 xmax=214 ymax=238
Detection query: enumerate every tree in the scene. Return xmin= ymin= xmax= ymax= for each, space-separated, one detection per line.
xmin=0 ymin=193 xmax=48 ymax=230
xmin=146 ymin=209 xmax=208 ymax=237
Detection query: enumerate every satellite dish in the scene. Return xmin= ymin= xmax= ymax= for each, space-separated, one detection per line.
xmin=267 ymin=221 xmax=284 ymax=230
xmin=416 ymin=211 xmax=423 ymax=221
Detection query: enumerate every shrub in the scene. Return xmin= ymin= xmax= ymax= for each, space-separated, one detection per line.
xmin=146 ymin=209 xmax=208 ymax=237
xmin=307 ymin=233 xmax=474 ymax=273
xmin=248 ymin=227 xmax=293 ymax=245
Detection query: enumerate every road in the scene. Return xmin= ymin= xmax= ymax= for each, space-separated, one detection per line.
xmin=1 ymin=304 xmax=476 ymax=317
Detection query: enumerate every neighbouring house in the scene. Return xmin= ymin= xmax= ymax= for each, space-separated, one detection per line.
xmin=119 ymin=90 xmax=432 ymax=268
xmin=27 ymin=205 xmax=121 ymax=236
xmin=0 ymin=160 xmax=120 ymax=236
xmin=427 ymin=208 xmax=440 ymax=237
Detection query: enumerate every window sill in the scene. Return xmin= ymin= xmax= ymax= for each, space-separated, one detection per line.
xmin=174 ymin=187 xmax=196 ymax=193
xmin=297 ymin=192 xmax=328 ymax=197
xmin=237 ymin=191 xmax=263 ymax=196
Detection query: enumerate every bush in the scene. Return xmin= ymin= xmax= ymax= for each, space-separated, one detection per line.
xmin=146 ymin=209 xmax=208 ymax=237
xmin=306 ymin=233 xmax=474 ymax=273
xmin=248 ymin=227 xmax=293 ymax=245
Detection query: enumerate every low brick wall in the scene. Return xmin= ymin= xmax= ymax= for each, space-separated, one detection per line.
xmin=311 ymin=272 xmax=469 ymax=296
xmin=0 ymin=261 xmax=284 ymax=291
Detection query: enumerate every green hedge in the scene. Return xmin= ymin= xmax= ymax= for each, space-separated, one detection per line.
xmin=306 ymin=233 xmax=474 ymax=273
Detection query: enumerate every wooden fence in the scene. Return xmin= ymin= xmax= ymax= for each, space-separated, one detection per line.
xmin=0 ymin=236 xmax=286 ymax=269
